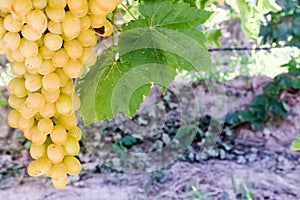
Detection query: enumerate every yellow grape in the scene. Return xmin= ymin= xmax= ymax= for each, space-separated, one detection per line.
xmin=52 ymin=49 xmax=69 ymax=68
xmin=24 ymin=93 xmax=45 ymax=111
xmin=63 ymin=156 xmax=81 ymax=175
xmin=11 ymin=0 xmax=33 ymax=19
xmin=63 ymin=59 xmax=84 ymax=78
xmin=55 ymin=68 xmax=70 ymax=87
xmin=25 ymin=54 xmax=43 ymax=74
xmin=72 ymin=94 xmax=81 ymax=111
xmin=45 ymin=6 xmax=65 ymax=23
xmin=26 ymin=9 xmax=48 ymax=34
xmin=48 ymin=21 xmax=62 ymax=35
xmin=40 ymin=102 xmax=56 ymax=119
xmin=0 ymin=1 xmax=14 ymax=13
xmin=48 ymin=0 xmax=67 ymax=8
xmin=80 ymin=15 xmax=91 ymax=31
xmin=30 ymin=126 xmax=48 ymax=145
xmin=19 ymin=104 xmax=38 ymax=119
xmin=42 ymin=72 xmax=61 ymax=92
xmin=7 ymin=110 xmax=21 ymax=128
xmin=78 ymin=29 xmax=97 ymax=47
xmin=39 ymin=45 xmax=55 ymax=60
xmin=56 ymin=95 xmax=74 ymax=116
xmin=64 ymin=39 xmax=83 ymax=59
xmin=27 ymin=157 xmax=52 ymax=177
xmin=62 ymin=11 xmax=81 ymax=40
xmin=21 ymin=25 xmax=43 ymax=41
xmin=8 ymin=77 xmax=27 ymax=98
xmin=52 ymin=174 xmax=68 ymax=189
xmin=46 ymin=163 xmax=67 ymax=180
xmin=44 ymin=33 xmax=63 ymax=51
xmin=47 ymin=144 xmax=65 ymax=164
xmin=50 ymin=125 xmax=68 ymax=145
xmin=68 ymin=127 xmax=83 ymax=140
xmin=11 ymin=62 xmax=26 ymax=77
xmin=94 ymin=0 xmax=120 ymax=13
xmin=32 ymin=0 xmax=47 ymax=9
xmin=41 ymin=88 xmax=60 ymax=103
xmin=37 ymin=118 xmax=54 ymax=134
xmin=68 ymin=0 xmax=89 ymax=17
xmin=60 ymin=79 xmax=75 ymax=96
xmin=99 ymin=20 xmax=113 ymax=37
xmin=4 ymin=14 xmax=23 ymax=33
xmin=24 ymin=73 xmax=42 ymax=92
xmin=10 ymin=49 xmax=25 ymax=63
xmin=19 ymin=38 xmax=39 ymax=57
xmin=18 ymin=115 xmax=34 ymax=130
xmin=89 ymin=14 xmax=106 ymax=28
xmin=89 ymin=0 xmax=108 ymax=16
xmin=3 ymin=32 xmax=21 ymax=50
xmin=58 ymin=114 xmax=78 ymax=130
xmin=29 ymin=143 xmax=47 ymax=159
xmin=39 ymin=60 xmax=56 ymax=75
xmin=8 ymin=95 xmax=25 ymax=110
xmin=63 ymin=135 xmax=80 ymax=156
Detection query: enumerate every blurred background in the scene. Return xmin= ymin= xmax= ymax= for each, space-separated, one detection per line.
xmin=0 ymin=0 xmax=300 ymax=199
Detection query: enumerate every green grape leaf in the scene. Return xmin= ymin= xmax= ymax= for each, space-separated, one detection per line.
xmin=78 ymin=1 xmax=212 ymax=124
xmin=291 ymin=139 xmax=300 ymax=151
xmin=204 ymin=29 xmax=222 ymax=47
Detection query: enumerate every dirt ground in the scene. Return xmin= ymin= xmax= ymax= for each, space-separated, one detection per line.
xmin=0 ymin=75 xmax=300 ymax=200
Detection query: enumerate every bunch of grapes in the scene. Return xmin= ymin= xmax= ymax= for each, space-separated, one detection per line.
xmin=0 ymin=0 xmax=121 ymax=189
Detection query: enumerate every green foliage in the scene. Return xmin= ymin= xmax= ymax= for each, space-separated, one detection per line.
xmin=226 ymin=0 xmax=281 ymax=39
xmin=260 ymin=1 xmax=300 ymax=47
xmin=78 ymin=1 xmax=212 ymax=124
xmin=225 ymin=57 xmax=300 ymax=130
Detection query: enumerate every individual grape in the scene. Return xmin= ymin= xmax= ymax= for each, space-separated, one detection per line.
xmin=47 ymin=144 xmax=65 ymax=163
xmin=30 ymin=126 xmax=48 ymax=145
xmin=7 ymin=110 xmax=21 ymax=128
xmin=30 ymin=143 xmax=47 ymax=159
xmin=80 ymin=48 xmax=97 ymax=67
xmin=80 ymin=15 xmax=91 ymax=31
xmin=39 ymin=45 xmax=56 ymax=60
xmin=62 ymin=11 xmax=81 ymax=40
xmin=5 ymin=50 xmax=16 ymax=63
xmin=56 ymin=95 xmax=73 ymax=116
xmin=19 ymin=104 xmax=38 ymax=119
xmin=63 ymin=135 xmax=80 ymax=156
xmin=68 ymin=0 xmax=89 ymax=17
xmin=45 ymin=6 xmax=65 ymax=23
xmin=52 ymin=174 xmax=68 ymax=189
xmin=37 ymin=118 xmax=54 ymax=134
xmin=0 ymin=1 xmax=14 ymax=13
xmin=60 ymin=79 xmax=75 ymax=95
xmin=89 ymin=0 xmax=108 ymax=16
xmin=11 ymin=0 xmax=33 ymax=19
xmin=8 ymin=77 xmax=27 ymax=98
xmin=24 ymin=93 xmax=45 ymax=111
xmin=46 ymin=163 xmax=67 ymax=180
xmin=32 ymin=0 xmax=47 ymax=9
xmin=4 ymin=14 xmax=23 ymax=33
xmin=55 ymin=68 xmax=70 ymax=87
xmin=10 ymin=49 xmax=25 ymax=63
xmin=44 ymin=33 xmax=63 ymax=51
xmin=52 ymin=49 xmax=69 ymax=68
xmin=48 ymin=0 xmax=67 ymax=9
xmin=94 ymin=0 xmax=119 ymax=13
xmin=89 ymin=14 xmax=106 ymax=28
xmin=63 ymin=156 xmax=81 ymax=175
xmin=26 ymin=9 xmax=48 ymax=34
xmin=50 ymin=125 xmax=68 ymax=145
xmin=11 ymin=62 xmax=26 ymax=77
xmin=3 ymin=32 xmax=21 ymax=50
xmin=42 ymin=72 xmax=61 ymax=92
xmin=58 ymin=114 xmax=78 ymax=130
xmin=41 ymin=88 xmax=60 ymax=103
xmin=73 ymin=94 xmax=81 ymax=111
xmin=64 ymin=39 xmax=83 ymax=59
xmin=48 ymin=21 xmax=62 ymax=35
xmin=18 ymin=115 xmax=34 ymax=130
xmin=19 ymin=38 xmax=39 ymax=57
xmin=24 ymin=73 xmax=42 ymax=92
xmin=40 ymin=102 xmax=56 ymax=119
xmin=27 ymin=157 xmax=52 ymax=177
xmin=68 ymin=127 xmax=83 ymax=140
xmin=8 ymin=95 xmax=25 ymax=110
xmin=77 ymin=29 xmax=97 ymax=47
xmin=25 ymin=54 xmax=43 ymax=74
xmin=39 ymin=60 xmax=56 ymax=75
xmin=21 ymin=25 xmax=43 ymax=41
xmin=63 ymin=59 xmax=84 ymax=78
